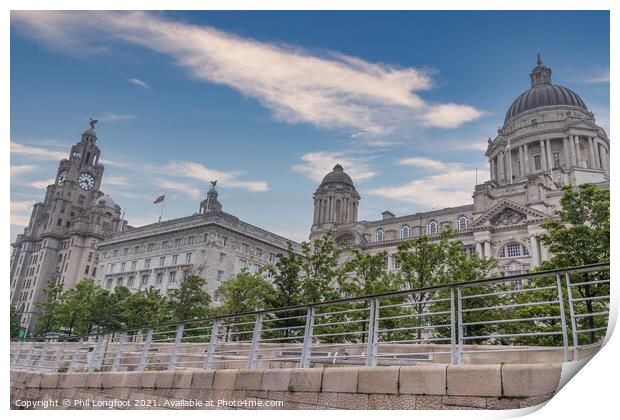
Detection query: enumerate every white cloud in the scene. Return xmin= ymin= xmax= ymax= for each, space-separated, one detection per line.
xmin=101 ymin=175 xmax=130 ymax=187
xmin=164 ymin=161 xmax=269 ymax=192
xmin=128 ymin=78 xmax=152 ymax=91
xmin=155 ymin=178 xmax=202 ymax=200
xmin=11 ymin=11 xmax=483 ymax=136
xmin=583 ymin=68 xmax=610 ymax=84
xmin=368 ymin=157 xmax=489 ymax=209
xmin=11 ymin=201 xmax=35 ymax=226
xmin=99 ymin=112 xmax=136 ymax=122
xmin=27 ymin=179 xmax=55 ymax=189
xmin=292 ymin=151 xmax=377 ymax=183
xmin=11 ymin=141 xmax=66 ymax=161
xmin=11 ymin=164 xmax=37 ymax=176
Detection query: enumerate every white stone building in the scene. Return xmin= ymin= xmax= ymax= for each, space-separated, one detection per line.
xmin=10 ymin=123 xmax=126 ymax=331
xmin=93 ymin=185 xmax=301 ymax=303
xmin=310 ymin=57 xmax=610 ymax=276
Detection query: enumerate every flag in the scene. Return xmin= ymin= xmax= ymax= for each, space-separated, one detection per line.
xmin=153 ymin=194 xmax=165 ymax=204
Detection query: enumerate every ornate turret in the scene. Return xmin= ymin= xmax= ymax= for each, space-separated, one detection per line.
xmin=312 ymin=164 xmax=360 ymax=229
xmin=200 ymin=181 xmax=222 ymax=214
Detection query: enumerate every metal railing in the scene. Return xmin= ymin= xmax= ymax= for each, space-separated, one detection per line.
xmin=11 ymin=263 xmax=610 ymax=372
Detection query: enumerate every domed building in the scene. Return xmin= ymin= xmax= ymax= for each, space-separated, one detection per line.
xmin=310 ymin=57 xmax=609 ymax=276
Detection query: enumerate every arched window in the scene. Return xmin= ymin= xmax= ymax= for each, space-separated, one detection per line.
xmin=498 ymin=242 xmax=530 ymax=258
xmin=457 ymin=216 xmax=469 ymax=231
xmin=400 ymin=225 xmax=411 ymax=239
xmin=335 ymin=199 xmax=341 ymax=223
xmin=376 ymin=229 xmax=384 ymax=242
xmin=427 ymin=221 xmax=438 ymax=235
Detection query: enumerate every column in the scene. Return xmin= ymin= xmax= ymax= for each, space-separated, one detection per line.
xmin=529 ymin=236 xmax=540 ymax=267
xmin=484 ymin=241 xmax=491 ymax=258
xmin=592 ymin=138 xmax=601 ymax=169
xmin=475 ymin=242 xmax=483 ymax=257
xmin=588 ymin=137 xmax=597 ymax=169
xmin=545 ymin=139 xmax=553 ymax=170
xmin=507 ymin=149 xmax=513 ymax=181
xmin=490 ymin=158 xmax=496 ymax=181
xmin=498 ymin=152 xmax=505 ymax=181
xmin=539 ymin=140 xmax=548 ymax=171
xmin=562 ymin=137 xmax=571 ymax=169
xmin=523 ymin=142 xmax=530 ymax=175
xmin=518 ymin=146 xmax=524 ymax=176
xmin=540 ymin=244 xmax=550 ymax=262
xmin=574 ymin=136 xmax=583 ymax=167
xmin=569 ymin=135 xmax=577 ymax=166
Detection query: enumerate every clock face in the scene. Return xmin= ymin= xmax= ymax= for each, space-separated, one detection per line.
xmin=57 ymin=170 xmax=68 ymax=186
xmin=77 ymin=172 xmax=95 ymax=191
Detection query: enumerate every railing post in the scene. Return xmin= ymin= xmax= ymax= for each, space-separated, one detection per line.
xmin=556 ymin=274 xmax=569 ymax=362
xmin=52 ymin=340 xmax=66 ymax=372
xmin=168 ymin=323 xmax=185 ymax=370
xmin=247 ymin=313 xmax=264 ymax=369
xmin=457 ymin=287 xmax=464 ymax=365
xmin=365 ymin=298 xmax=379 ymax=367
xmin=12 ymin=339 xmax=24 ymax=367
xmin=138 ymin=328 xmax=154 ymax=371
xmin=112 ymin=332 xmax=127 ymax=372
xmin=565 ymin=273 xmax=579 ymax=361
xmin=67 ymin=338 xmax=83 ymax=373
xmin=88 ymin=335 xmax=106 ymax=372
xmin=300 ymin=306 xmax=315 ymax=368
xmin=35 ymin=339 xmax=49 ymax=370
xmin=450 ymin=288 xmax=457 ymax=365
xmin=204 ymin=319 xmax=221 ymax=369
xmin=23 ymin=344 xmax=35 ymax=370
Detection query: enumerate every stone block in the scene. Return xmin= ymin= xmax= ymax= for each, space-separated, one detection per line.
xmin=40 ymin=374 xmax=59 ymax=389
xmin=502 ymin=363 xmax=561 ymax=397
xmin=442 ymin=395 xmax=487 ymax=409
xmin=368 ymin=394 xmax=417 ymax=410
xmin=399 ymin=364 xmax=447 ymax=395
xmin=85 ymin=372 xmax=103 ymax=388
xmin=101 ymin=372 xmax=127 ymax=388
xmin=212 ymin=369 xmax=239 ymax=390
xmin=139 ymin=371 xmax=157 ymax=388
xmin=447 ymin=364 xmax=501 ymax=396
xmin=155 ymin=371 xmax=175 ymax=389
xmin=58 ymin=372 xmax=88 ymax=388
xmin=121 ymin=371 xmax=142 ymax=388
xmin=173 ymin=370 xmax=195 ymax=389
xmin=235 ymin=369 xmax=264 ymax=390
xmin=519 ymin=392 xmax=555 ymax=408
xmin=289 ymin=368 xmax=323 ymax=392
xmin=321 ymin=367 xmax=359 ymax=393
xmin=261 ymin=368 xmax=292 ymax=391
xmin=486 ymin=397 xmax=522 ymax=410
xmin=26 ymin=373 xmax=41 ymax=388
xmin=318 ymin=392 xmax=368 ymax=409
xmin=415 ymin=395 xmax=442 ymax=410
xmin=283 ymin=391 xmax=319 ymax=405
xmin=357 ymin=367 xmax=399 ymax=394
xmin=192 ymin=370 xmax=215 ymax=389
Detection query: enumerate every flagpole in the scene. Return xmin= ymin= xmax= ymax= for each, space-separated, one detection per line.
xmin=158 ymin=200 xmax=165 ymax=223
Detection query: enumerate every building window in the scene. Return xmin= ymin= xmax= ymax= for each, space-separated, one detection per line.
xmin=376 ymin=229 xmax=384 ymax=242
xmin=156 ymin=273 xmax=163 ymax=285
xmin=185 ymin=253 xmax=192 ymax=264
xmin=144 ymin=259 xmax=151 ymax=269
xmin=335 ymin=199 xmax=341 ymax=223
xmin=427 ymin=221 xmax=438 ymax=235
xmin=220 ymin=236 xmax=228 ymax=247
xmin=256 ymin=248 xmax=263 ymax=259
xmin=457 ymin=216 xmax=469 ymax=231
xmin=120 ymin=262 xmax=126 ymax=272
xmin=130 ymin=261 xmax=137 ymax=271
xmin=499 ymin=242 xmax=530 ymax=258
xmin=106 ymin=278 xmax=113 ymax=289
xmin=239 ymin=259 xmax=247 ymax=271
xmin=219 ymin=252 xmax=226 ymax=263
xmin=172 ymin=254 xmax=178 ymax=265
xmin=116 ymin=278 xmax=123 ymax=287
xmin=534 ymin=155 xmax=541 ymax=170
xmin=110 ymin=263 xmax=116 ymax=274
xmin=174 ymin=238 xmax=181 ymax=247
xmin=127 ymin=276 xmax=134 ymax=288
xmin=169 ymin=271 xmax=177 ymax=284
xmin=84 ymin=265 xmax=90 ymax=275
xmin=134 ymin=245 xmax=140 ymax=253
xmin=393 ymin=255 xmax=400 ymax=270
xmin=217 ymin=270 xmax=224 ymax=283
xmin=188 ymin=236 xmax=195 ymax=246
xmin=162 ymin=241 xmax=169 ymax=249
xmin=400 ymin=225 xmax=411 ymax=239
xmin=269 ymin=252 xmax=276 ymax=263
xmin=147 ymin=243 xmax=154 ymax=252
xmin=553 ymin=152 xmax=561 ymax=169
xmin=123 ymin=248 xmax=129 ymax=256
xmin=87 ymin=252 xmax=93 ymax=262
xmin=140 ymin=274 xmax=149 ymax=287
xmin=240 ymin=243 xmax=248 ymax=253
xmin=159 ymin=256 xmax=166 ymax=266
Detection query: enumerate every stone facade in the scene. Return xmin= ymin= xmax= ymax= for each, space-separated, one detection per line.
xmin=10 ymin=364 xmax=561 ymax=410
xmin=93 ymin=186 xmax=301 ymax=302
xmin=310 ymin=57 xmax=610 ymax=276
xmin=10 ymin=124 xmax=126 ymax=332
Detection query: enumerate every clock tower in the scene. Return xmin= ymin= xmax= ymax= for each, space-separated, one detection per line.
xmin=10 ymin=120 xmax=127 ymax=334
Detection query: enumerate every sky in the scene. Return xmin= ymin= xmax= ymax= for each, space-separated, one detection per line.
xmin=10 ymin=10 xmax=610 ymax=243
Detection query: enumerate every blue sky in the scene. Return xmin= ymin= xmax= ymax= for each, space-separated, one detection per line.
xmin=10 ymin=11 xmax=610 ymax=242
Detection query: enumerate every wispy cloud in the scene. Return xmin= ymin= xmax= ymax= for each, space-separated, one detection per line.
xmin=164 ymin=161 xmax=269 ymax=192
xmin=128 ymin=77 xmax=152 ymax=91
xmin=154 ymin=178 xmax=202 ymax=200
xmin=292 ymin=151 xmax=377 ymax=183
xmin=101 ymin=175 xmax=130 ymax=188
xmin=583 ymin=68 xmax=610 ymax=84
xmin=11 ymin=164 xmax=37 ymax=176
xmin=11 ymin=11 xmax=483 ymax=138
xmin=11 ymin=141 xmax=66 ymax=161
xmin=368 ymin=157 xmax=488 ymax=209
xmin=26 ymin=179 xmax=55 ymax=189
xmin=99 ymin=112 xmax=136 ymax=122
xmin=11 ymin=201 xmax=35 ymax=226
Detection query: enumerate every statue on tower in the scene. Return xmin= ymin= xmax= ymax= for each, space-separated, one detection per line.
xmin=89 ymin=118 xmax=98 ymax=129
xmin=200 ymin=181 xmax=222 ymax=214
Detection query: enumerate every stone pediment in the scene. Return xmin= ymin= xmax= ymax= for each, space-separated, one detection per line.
xmin=472 ymin=200 xmax=548 ymax=228
xmin=567 ymin=118 xmax=597 ymax=131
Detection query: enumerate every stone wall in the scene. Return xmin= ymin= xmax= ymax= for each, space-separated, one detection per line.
xmin=10 ymin=364 xmax=561 ymax=410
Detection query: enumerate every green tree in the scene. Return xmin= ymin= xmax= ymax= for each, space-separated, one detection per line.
xmin=11 ymin=305 xmax=23 ymax=339
xmin=119 ymin=286 xmax=170 ymax=329
xmin=54 ymin=279 xmax=99 ymax=336
xmin=33 ymin=281 xmax=64 ymax=336
xmin=298 ymin=232 xmax=342 ymax=304
xmin=216 ymin=270 xmax=274 ymax=314
xmin=168 ymin=273 xmax=211 ymax=321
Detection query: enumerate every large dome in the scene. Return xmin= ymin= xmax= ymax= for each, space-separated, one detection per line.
xmin=92 ymin=194 xmax=117 ymax=208
xmin=320 ymin=164 xmax=354 ymax=187
xmin=504 ymin=56 xmax=588 ymax=124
